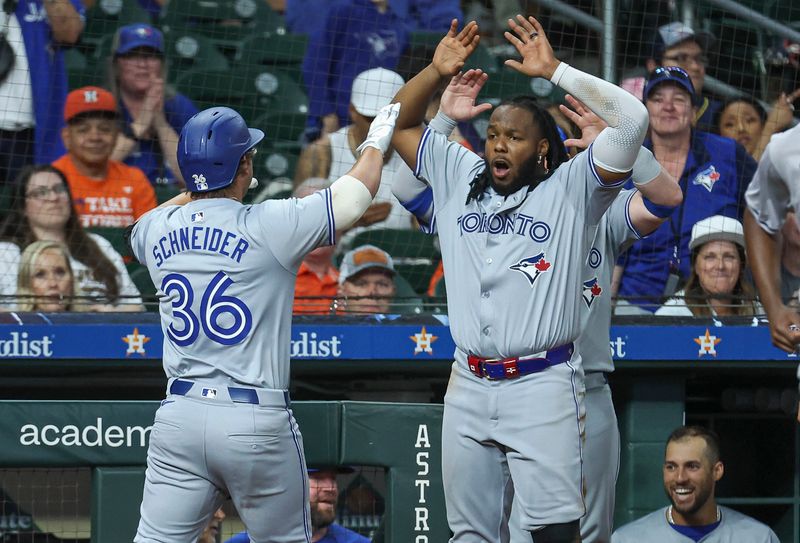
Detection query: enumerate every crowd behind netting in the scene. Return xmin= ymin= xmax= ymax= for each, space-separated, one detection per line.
xmin=0 ymin=0 xmax=797 ymax=319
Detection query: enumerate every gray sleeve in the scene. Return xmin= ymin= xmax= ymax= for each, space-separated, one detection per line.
xmin=415 ymin=126 xmax=485 ymax=206
xmin=129 ymin=208 xmax=168 ymax=265
xmin=606 ymin=189 xmax=641 ymax=258
xmin=559 ymin=145 xmax=625 ymax=226
xmin=257 ymin=188 xmax=334 ymax=271
xmin=745 ymin=143 xmax=789 ymax=234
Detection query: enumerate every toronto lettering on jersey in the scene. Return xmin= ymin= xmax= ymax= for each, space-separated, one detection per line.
xmin=19 ymin=418 xmax=152 ymax=448
xmin=0 ymin=332 xmax=53 ymax=357
xmin=289 ymin=332 xmax=342 ymax=358
xmin=456 ymin=211 xmax=551 ymax=241
xmin=152 ymin=226 xmax=250 ymax=267
xmin=413 ymin=424 xmax=431 ymax=542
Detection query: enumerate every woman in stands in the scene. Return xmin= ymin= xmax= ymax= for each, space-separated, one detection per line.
xmin=656 ymin=216 xmax=760 ymax=317
xmin=108 ymin=23 xmax=198 ymax=188
xmin=716 ymin=92 xmax=799 ymax=160
xmin=16 ymin=241 xmax=78 ymax=312
xmin=0 ymin=165 xmax=142 ymax=312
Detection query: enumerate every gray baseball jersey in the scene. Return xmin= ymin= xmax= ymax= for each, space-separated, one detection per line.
xmin=130 ymin=193 xmax=334 ymax=542
xmin=745 ymin=122 xmax=800 ymax=235
xmin=131 ymin=194 xmax=334 ymax=389
xmin=416 ymin=126 xmax=623 ymax=538
xmin=611 ymin=506 xmax=780 ymax=542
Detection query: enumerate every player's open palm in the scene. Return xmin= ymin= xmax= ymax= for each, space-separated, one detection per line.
xmin=503 ymin=15 xmax=560 ymax=80
xmin=559 ymin=94 xmax=608 ymax=150
xmin=440 ymin=69 xmax=493 ymax=122
xmin=432 ymin=20 xmax=481 ymax=77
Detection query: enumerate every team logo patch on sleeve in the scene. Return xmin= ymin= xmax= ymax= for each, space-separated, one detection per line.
xmin=191 ymin=211 xmax=205 ymax=223
xmin=692 ymin=165 xmax=720 ymax=192
xmin=582 ymin=277 xmax=603 ymax=308
xmin=509 ymin=252 xmax=552 ymax=287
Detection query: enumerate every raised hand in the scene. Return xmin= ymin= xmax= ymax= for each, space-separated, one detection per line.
xmin=357 ymin=102 xmax=401 ymax=155
xmin=503 ymin=15 xmax=560 ymax=80
xmin=558 ymin=94 xmax=608 ymax=150
xmin=439 ymin=69 xmax=494 ymax=122
xmin=432 ymin=20 xmax=481 ymax=77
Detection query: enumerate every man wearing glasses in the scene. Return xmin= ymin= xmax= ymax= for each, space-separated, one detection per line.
xmin=645 ymin=22 xmax=720 ymax=132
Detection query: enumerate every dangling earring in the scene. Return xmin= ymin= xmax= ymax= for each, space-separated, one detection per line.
xmin=537 ymin=154 xmax=543 ymax=165
xmin=543 ymin=156 xmax=550 ymax=174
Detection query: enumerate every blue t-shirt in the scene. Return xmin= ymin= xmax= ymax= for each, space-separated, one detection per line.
xmin=617 ymin=131 xmax=756 ymax=311
xmin=17 ymin=0 xmax=85 ymax=164
xmin=225 ymin=523 xmax=370 ymax=543
xmin=120 ymin=93 xmax=198 ymax=186
xmin=301 ymin=0 xmax=409 ymax=131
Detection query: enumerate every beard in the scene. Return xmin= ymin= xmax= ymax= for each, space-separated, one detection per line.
xmin=488 ymin=153 xmax=545 ymax=196
xmin=666 ymin=483 xmax=714 ymax=518
xmin=310 ymin=501 xmax=337 ymax=531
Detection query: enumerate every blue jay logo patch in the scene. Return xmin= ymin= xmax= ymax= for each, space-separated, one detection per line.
xmin=692 ymin=165 xmax=720 ymax=192
xmin=582 ymin=277 xmax=603 ymax=308
xmin=509 ymin=253 xmax=552 ymax=287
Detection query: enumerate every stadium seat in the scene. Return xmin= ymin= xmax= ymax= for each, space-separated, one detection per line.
xmin=234 ymin=31 xmax=308 ymax=68
xmin=85 ymin=227 xmax=130 ymax=260
xmin=390 ymin=273 xmax=424 ymax=314
xmin=342 ymin=229 xmax=441 ymax=295
xmin=252 ymin=111 xmax=308 ymax=148
xmin=154 ymin=185 xmax=183 ymax=205
xmin=80 ymin=0 xmax=152 ymax=56
xmin=164 ymin=33 xmax=230 ymax=86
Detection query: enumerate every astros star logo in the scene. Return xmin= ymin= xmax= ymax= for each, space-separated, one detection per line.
xmin=694 ymin=328 xmax=721 ymax=357
xmin=582 ymin=277 xmax=603 ymax=308
xmin=123 ymin=328 xmax=151 ymax=357
xmin=509 ymin=252 xmax=552 ymax=287
xmin=410 ymin=326 xmax=438 ymax=355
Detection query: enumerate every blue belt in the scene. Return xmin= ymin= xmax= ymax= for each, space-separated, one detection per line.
xmin=169 ymin=379 xmax=288 ymax=406
xmin=467 ymin=343 xmax=574 ymax=380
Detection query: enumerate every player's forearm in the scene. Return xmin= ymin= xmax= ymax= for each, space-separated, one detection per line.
xmin=744 ymin=208 xmax=783 ymax=313
xmin=633 ymin=147 xmax=682 ymax=208
xmin=329 ymin=148 xmax=384 ymax=229
xmin=394 ymin=64 xmax=446 ymax=131
xmin=550 ymin=63 xmax=648 ymax=174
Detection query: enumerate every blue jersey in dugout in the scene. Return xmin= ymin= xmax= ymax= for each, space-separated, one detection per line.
xmin=617 ymin=131 xmax=756 ymax=311
xmin=130 ymin=193 xmax=334 ymax=389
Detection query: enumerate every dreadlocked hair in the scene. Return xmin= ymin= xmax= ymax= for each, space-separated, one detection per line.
xmin=466 ymin=95 xmax=570 ymax=204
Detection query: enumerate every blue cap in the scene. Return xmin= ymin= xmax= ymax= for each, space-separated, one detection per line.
xmin=115 ymin=24 xmax=164 ymax=56
xmin=643 ymin=66 xmax=697 ymax=103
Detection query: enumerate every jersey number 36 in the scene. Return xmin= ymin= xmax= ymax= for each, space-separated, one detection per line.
xmin=161 ymin=271 xmax=253 ymax=346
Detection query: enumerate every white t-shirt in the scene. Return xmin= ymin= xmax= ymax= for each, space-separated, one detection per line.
xmin=0 ymin=13 xmax=35 ymax=130
xmin=0 ymin=233 xmax=142 ymax=310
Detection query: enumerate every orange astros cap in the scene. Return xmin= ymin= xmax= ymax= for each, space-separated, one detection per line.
xmin=64 ymin=86 xmax=118 ymax=122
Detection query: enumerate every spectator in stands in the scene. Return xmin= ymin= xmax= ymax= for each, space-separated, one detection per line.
xmin=108 ymin=23 xmax=198 ymax=187
xmin=293 ymin=178 xmax=340 ymax=315
xmin=301 ymin=1 xmax=410 ymax=141
xmin=53 ymin=86 xmax=156 ymax=229
xmin=646 ymin=22 xmax=719 ymax=132
xmin=0 ymin=0 xmax=83 ymax=186
xmin=199 ymin=507 xmax=226 ymax=543
xmin=296 ymin=68 xmax=414 ymax=231
xmin=226 ymin=467 xmax=370 ymax=543
xmin=16 ymin=241 xmax=76 ymax=312
xmin=715 ymin=93 xmax=799 ymax=160
xmin=615 ymin=67 xmax=756 ymax=313
xmin=0 ymin=165 xmax=143 ymax=312
xmin=337 ymin=245 xmax=396 ymax=315
xmin=655 ymin=216 xmax=759 ymax=317
xmin=611 ymin=426 xmax=779 ymax=542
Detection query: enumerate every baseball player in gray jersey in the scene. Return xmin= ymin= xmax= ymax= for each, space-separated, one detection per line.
xmin=611 ymin=426 xmax=779 ymax=542
xmin=394 ymin=75 xmax=682 ymax=543
xmin=743 ymin=123 xmax=800 ymax=419
xmin=389 ymin=17 xmax=649 ymax=542
xmin=129 ymin=103 xmax=401 ymax=542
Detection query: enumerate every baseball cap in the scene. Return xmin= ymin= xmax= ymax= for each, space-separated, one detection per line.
xmin=653 ymin=22 xmax=715 ymax=61
xmin=63 ymin=86 xmax=117 ymax=122
xmin=643 ymin=66 xmax=697 ymax=102
xmin=350 ymin=68 xmax=404 ymax=117
xmin=338 ymin=245 xmax=396 ymax=285
xmin=689 ymin=215 xmax=745 ymax=251
xmin=114 ymin=23 xmax=164 ymax=56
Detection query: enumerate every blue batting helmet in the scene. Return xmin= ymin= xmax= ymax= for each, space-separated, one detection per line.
xmin=177 ymin=107 xmax=264 ymax=192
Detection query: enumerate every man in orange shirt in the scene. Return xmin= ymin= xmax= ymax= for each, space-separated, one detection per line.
xmin=292 ymin=177 xmax=339 ymax=314
xmin=53 ymin=86 xmax=156 ymax=228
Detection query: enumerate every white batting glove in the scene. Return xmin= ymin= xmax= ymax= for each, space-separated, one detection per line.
xmin=356 ymin=103 xmax=401 ymax=156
